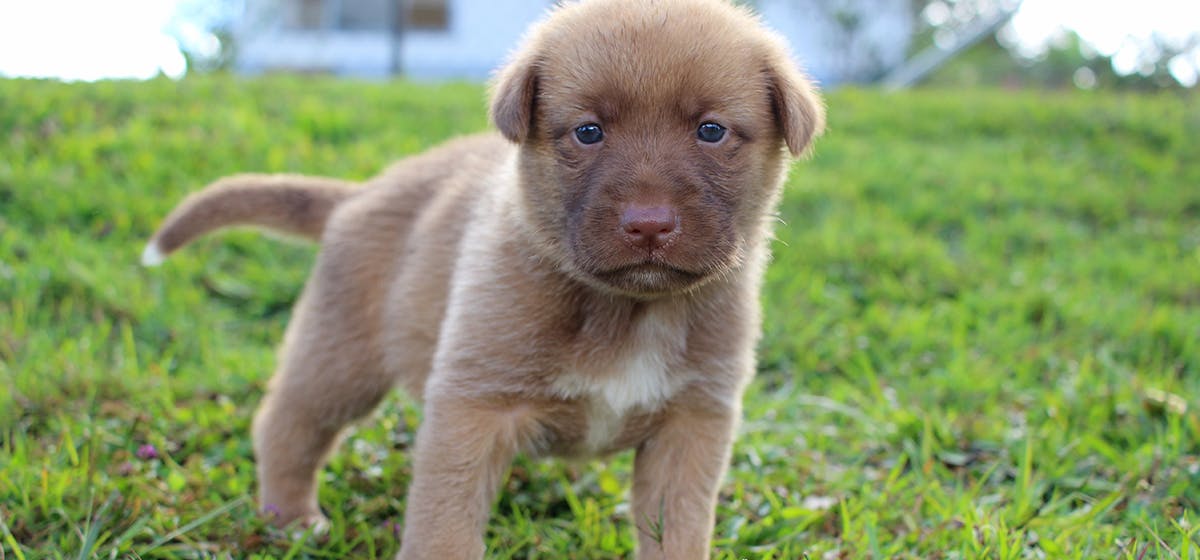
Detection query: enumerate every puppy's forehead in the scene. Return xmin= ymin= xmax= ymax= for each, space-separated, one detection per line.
xmin=534 ymin=0 xmax=775 ymax=121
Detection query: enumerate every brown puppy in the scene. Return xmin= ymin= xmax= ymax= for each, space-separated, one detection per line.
xmin=143 ymin=0 xmax=824 ymax=557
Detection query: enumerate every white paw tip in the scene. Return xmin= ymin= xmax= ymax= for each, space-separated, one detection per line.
xmin=141 ymin=241 xmax=165 ymax=267
xmin=309 ymin=517 xmax=331 ymax=536
xmin=289 ymin=516 xmax=330 ymax=539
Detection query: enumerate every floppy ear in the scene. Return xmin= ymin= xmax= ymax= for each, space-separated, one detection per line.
xmin=489 ymin=50 xmax=539 ymax=143
xmin=766 ymin=57 xmax=826 ymax=157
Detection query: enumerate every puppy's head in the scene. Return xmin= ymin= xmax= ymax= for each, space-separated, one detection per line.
xmin=491 ymin=0 xmax=824 ymax=298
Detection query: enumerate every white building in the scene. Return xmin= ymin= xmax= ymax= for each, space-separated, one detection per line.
xmin=234 ymin=0 xmax=914 ymax=85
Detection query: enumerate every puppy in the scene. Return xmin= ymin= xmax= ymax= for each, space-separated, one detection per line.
xmin=143 ymin=0 xmax=824 ymax=557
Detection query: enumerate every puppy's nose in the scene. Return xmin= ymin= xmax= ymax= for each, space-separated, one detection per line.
xmin=620 ymin=205 xmax=679 ymax=250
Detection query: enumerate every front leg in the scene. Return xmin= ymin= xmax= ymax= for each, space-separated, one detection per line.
xmin=397 ymin=394 xmax=538 ymax=560
xmin=633 ymin=399 xmax=739 ymax=560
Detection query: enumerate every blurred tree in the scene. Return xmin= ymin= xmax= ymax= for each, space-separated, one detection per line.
xmin=910 ymin=0 xmax=1198 ymax=89
xmin=170 ymin=0 xmax=244 ymax=72
xmin=814 ymin=0 xmax=898 ymax=83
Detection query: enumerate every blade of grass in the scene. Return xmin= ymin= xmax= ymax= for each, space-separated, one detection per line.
xmin=139 ymin=496 xmax=250 ymax=553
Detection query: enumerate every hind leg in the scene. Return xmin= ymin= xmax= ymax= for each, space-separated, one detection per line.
xmin=243 ymin=184 xmax=425 ymax=527
xmin=251 ymin=281 xmax=394 ymax=527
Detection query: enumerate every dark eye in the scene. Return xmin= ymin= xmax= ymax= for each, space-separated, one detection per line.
xmin=697 ymin=122 xmax=726 ymax=143
xmin=575 ymin=124 xmax=604 ymax=145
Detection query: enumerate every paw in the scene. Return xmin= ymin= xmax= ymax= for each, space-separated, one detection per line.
xmin=289 ymin=514 xmax=330 ymax=539
xmin=262 ymin=503 xmax=330 ymax=537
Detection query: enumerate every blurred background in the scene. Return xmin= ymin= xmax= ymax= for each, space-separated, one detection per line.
xmin=2 ymin=2 xmax=1198 ymax=557
xmin=0 ymin=0 xmax=1197 ymax=90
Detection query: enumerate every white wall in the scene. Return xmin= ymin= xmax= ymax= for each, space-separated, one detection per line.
xmin=403 ymin=0 xmax=552 ymax=78
xmin=758 ymin=0 xmax=913 ymax=85
xmin=236 ymin=0 xmax=912 ymax=84
xmin=237 ymin=31 xmax=390 ymax=76
xmin=236 ymin=0 xmax=554 ymax=79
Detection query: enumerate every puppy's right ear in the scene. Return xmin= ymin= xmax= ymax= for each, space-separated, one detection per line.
xmin=489 ymin=50 xmax=539 ymax=143
xmin=765 ymin=53 xmax=826 ymax=157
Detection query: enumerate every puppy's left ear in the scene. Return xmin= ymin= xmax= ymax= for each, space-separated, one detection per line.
xmin=489 ymin=49 xmax=539 ymax=143
xmin=766 ymin=56 xmax=826 ymax=157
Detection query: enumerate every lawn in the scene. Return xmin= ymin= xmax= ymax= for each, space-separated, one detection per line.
xmin=1 ymin=76 xmax=1198 ymax=558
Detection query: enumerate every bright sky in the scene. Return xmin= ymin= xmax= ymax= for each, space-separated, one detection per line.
xmin=0 ymin=0 xmax=213 ymax=81
xmin=0 ymin=0 xmax=1196 ymax=86
xmin=1004 ymin=0 xmax=1200 ymax=86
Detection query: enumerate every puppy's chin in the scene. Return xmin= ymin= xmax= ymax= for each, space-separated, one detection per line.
xmin=587 ymin=262 xmax=708 ymax=298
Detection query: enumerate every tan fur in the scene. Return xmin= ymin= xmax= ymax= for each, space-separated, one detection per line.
xmin=145 ymin=0 xmax=823 ymax=558
xmin=147 ymin=174 xmax=356 ymax=255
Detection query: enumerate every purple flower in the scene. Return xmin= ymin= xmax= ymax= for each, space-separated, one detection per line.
xmin=262 ymin=503 xmax=282 ymax=519
xmin=136 ymin=444 xmax=158 ymax=460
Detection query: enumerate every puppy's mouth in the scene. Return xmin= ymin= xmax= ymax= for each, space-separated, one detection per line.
xmin=590 ymin=261 xmax=707 ymax=295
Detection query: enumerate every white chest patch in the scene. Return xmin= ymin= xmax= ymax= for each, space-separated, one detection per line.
xmin=551 ymin=305 xmax=689 ymax=453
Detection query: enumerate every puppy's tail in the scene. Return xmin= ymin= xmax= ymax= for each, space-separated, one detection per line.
xmin=141 ymin=174 xmax=357 ymax=266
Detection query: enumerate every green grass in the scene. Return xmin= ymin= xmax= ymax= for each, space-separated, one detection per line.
xmin=1 ymin=76 xmax=1198 ymax=558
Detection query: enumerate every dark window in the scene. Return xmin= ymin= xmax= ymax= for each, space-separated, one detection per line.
xmin=288 ymin=0 xmax=450 ymax=32
xmin=407 ymin=0 xmax=449 ymax=31
xmin=339 ymin=0 xmax=390 ymax=31
xmin=294 ymin=0 xmax=326 ymax=30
